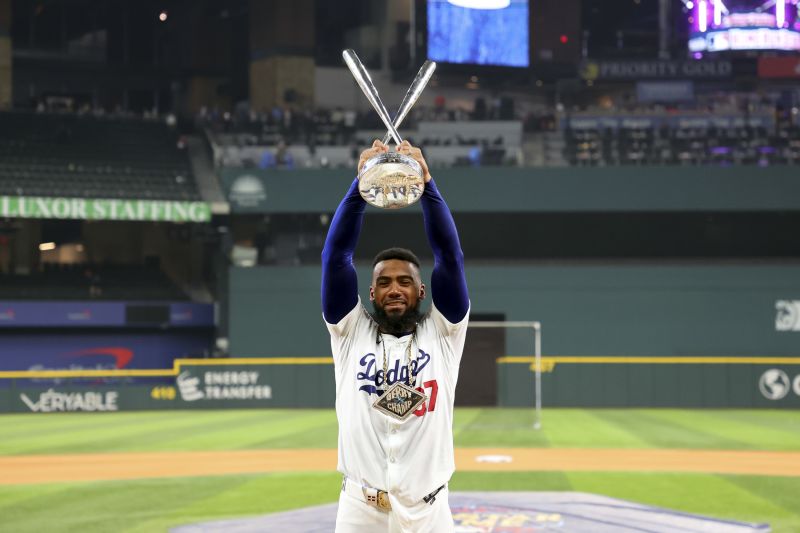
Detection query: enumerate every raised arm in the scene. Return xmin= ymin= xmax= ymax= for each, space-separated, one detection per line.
xmin=420 ymin=179 xmax=469 ymax=323
xmin=321 ymin=141 xmax=388 ymax=323
xmin=396 ymin=141 xmax=469 ymax=323
xmin=321 ymin=178 xmax=365 ymax=324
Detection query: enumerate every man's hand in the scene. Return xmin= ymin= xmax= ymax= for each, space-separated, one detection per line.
xmin=358 ymin=140 xmax=432 ymax=183
xmin=358 ymin=140 xmax=389 ymax=176
xmin=396 ymin=140 xmax=432 ymax=183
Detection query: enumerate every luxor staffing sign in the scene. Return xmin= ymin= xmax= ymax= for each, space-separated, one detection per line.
xmin=0 ymin=196 xmax=211 ymax=223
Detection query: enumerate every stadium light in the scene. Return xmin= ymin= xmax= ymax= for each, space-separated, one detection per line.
xmin=39 ymin=242 xmax=56 ymax=251
xmin=159 ymin=11 xmax=168 ymax=22
xmin=699 ymin=0 xmax=708 ymax=32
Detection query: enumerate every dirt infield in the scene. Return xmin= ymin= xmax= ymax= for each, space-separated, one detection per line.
xmin=2 ymin=448 xmax=800 ymax=485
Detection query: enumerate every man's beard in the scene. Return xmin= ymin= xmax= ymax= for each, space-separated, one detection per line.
xmin=371 ymin=301 xmax=426 ymax=336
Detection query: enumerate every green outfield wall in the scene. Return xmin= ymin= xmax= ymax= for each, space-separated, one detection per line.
xmin=3 ymin=262 xmax=798 ymax=412
xmin=0 ymin=359 xmax=334 ymax=413
xmin=499 ymin=357 xmax=800 ymax=408
xmin=225 ymin=262 xmax=800 ymax=408
xmin=230 ymin=263 xmax=800 ymax=357
xmin=2 ymin=356 xmax=799 ymax=412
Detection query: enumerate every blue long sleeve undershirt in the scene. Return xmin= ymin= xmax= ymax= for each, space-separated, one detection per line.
xmin=321 ymin=178 xmax=468 ymax=325
xmin=321 ymin=179 xmax=363 ymax=324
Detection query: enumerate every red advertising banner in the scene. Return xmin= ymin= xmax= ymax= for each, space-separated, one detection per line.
xmin=758 ymin=56 xmax=800 ymax=78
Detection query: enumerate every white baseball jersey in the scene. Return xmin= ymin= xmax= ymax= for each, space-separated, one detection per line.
xmin=326 ymin=297 xmax=469 ymax=510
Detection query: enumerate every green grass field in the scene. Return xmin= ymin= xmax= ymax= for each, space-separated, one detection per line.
xmin=1 ymin=408 xmax=799 ymax=532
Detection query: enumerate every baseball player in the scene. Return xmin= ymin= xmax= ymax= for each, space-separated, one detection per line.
xmin=322 ymin=140 xmax=469 ymax=532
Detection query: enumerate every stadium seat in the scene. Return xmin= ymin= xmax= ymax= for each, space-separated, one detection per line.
xmin=0 ymin=111 xmax=201 ymax=201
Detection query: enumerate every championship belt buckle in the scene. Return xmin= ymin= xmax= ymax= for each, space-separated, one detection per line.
xmin=372 ymin=382 xmax=427 ymax=421
xmin=377 ymin=490 xmax=392 ymax=510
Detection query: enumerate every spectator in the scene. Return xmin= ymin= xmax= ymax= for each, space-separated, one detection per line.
xmin=275 ymin=140 xmax=294 ymax=169
xmin=259 ymin=150 xmax=276 ymax=169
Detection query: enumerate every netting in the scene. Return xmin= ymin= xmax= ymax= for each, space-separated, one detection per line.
xmin=464 ymin=320 xmax=542 ymax=429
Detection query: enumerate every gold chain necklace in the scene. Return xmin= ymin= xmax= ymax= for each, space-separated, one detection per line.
xmin=379 ymin=331 xmax=417 ymax=389
xmin=372 ymin=329 xmax=427 ymax=421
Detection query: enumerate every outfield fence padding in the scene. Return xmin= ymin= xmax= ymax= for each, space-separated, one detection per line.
xmin=3 ymin=356 xmax=800 ymax=412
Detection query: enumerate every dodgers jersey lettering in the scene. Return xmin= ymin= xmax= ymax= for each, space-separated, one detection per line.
xmin=326 ymin=298 xmax=469 ymax=507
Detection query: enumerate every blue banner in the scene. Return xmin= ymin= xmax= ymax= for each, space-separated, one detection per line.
xmin=0 ymin=302 xmax=123 ymax=326
xmin=170 ymin=303 xmax=216 ymax=327
xmin=0 ymin=332 xmax=213 ymax=372
xmin=0 ymin=301 xmax=215 ymax=328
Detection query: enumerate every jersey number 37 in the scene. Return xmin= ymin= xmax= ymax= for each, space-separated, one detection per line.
xmin=413 ymin=379 xmax=438 ymax=417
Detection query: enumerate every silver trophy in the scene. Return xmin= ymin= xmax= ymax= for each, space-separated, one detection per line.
xmin=343 ymin=49 xmax=436 ymax=209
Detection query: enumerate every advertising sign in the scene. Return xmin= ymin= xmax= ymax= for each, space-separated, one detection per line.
xmin=758 ymin=56 xmax=800 ymax=78
xmin=0 ymin=301 xmax=214 ymax=328
xmin=226 ymin=174 xmax=269 ymax=211
xmin=758 ymin=368 xmax=800 ymax=401
xmin=19 ymin=389 xmax=120 ymax=413
xmin=10 ymin=385 xmax=162 ymax=413
xmin=690 ymin=28 xmax=800 ymax=52
xmin=175 ymin=368 xmax=272 ymax=404
xmin=580 ymin=60 xmax=732 ymax=80
xmin=776 ymin=300 xmax=800 ymax=331
xmin=0 ymin=302 xmax=123 ymax=327
xmin=0 ymin=196 xmax=211 ymax=222
xmin=636 ymin=81 xmax=695 ymax=103
xmin=0 ymin=359 xmax=331 ymax=412
xmin=688 ymin=1 xmax=800 ymax=52
xmin=0 ymin=332 xmax=212 ymax=372
xmin=562 ymin=114 xmax=773 ymax=131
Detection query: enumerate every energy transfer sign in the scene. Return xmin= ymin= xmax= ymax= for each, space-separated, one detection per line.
xmin=0 ymin=196 xmax=211 ymax=222
xmin=176 ymin=370 xmax=272 ymax=402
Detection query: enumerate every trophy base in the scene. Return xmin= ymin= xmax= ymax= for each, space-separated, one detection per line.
xmin=358 ymin=153 xmax=425 ymax=209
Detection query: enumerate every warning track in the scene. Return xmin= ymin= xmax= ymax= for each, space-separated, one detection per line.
xmin=2 ymin=448 xmax=799 ymax=485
